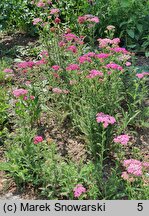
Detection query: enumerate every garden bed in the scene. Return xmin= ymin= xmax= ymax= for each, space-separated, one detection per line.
xmin=0 ymin=1 xmax=149 ymax=200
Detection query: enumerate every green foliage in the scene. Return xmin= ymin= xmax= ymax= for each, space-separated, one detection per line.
xmin=0 ymin=0 xmax=37 ymax=35
xmin=1 ymin=0 xmax=149 ymax=50
xmin=0 ymin=88 xmax=8 ymax=127
xmin=1 ymin=1 xmax=149 ymax=200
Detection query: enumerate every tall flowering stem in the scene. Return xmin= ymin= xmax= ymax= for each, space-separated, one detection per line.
xmin=96 ymin=112 xmax=116 ymax=175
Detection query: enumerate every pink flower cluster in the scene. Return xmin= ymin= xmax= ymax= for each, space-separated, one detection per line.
xmin=33 ymin=18 xmax=43 ymax=25
xmin=136 ymin=72 xmax=149 ymax=79
xmin=3 ymin=68 xmax=13 ymax=73
xmin=123 ymin=159 xmax=143 ymax=177
xmin=35 ymin=58 xmax=47 ymax=66
xmin=52 ymin=65 xmax=60 ymax=71
xmin=67 ymin=45 xmax=77 ymax=53
xmin=13 ymin=89 xmax=28 ymax=98
xmin=17 ymin=61 xmax=35 ymax=69
xmin=52 ymin=88 xmax=69 ymax=94
xmin=50 ymin=8 xmax=60 ymax=15
xmin=97 ymin=38 xmax=120 ymax=48
xmin=66 ymin=64 xmax=80 ymax=71
xmin=113 ymin=134 xmax=130 ymax=145
xmin=125 ymin=62 xmax=131 ymax=67
xmin=64 ymin=33 xmax=78 ymax=41
xmin=40 ymin=50 xmax=48 ymax=57
xmin=23 ymin=95 xmax=35 ymax=101
xmin=59 ymin=41 xmax=66 ymax=47
xmin=84 ymin=52 xmax=95 ymax=57
xmin=78 ymin=14 xmax=99 ymax=24
xmin=96 ymin=112 xmax=116 ymax=128
xmin=54 ymin=17 xmax=61 ymax=24
xmin=106 ymin=63 xmax=123 ymax=71
xmin=96 ymin=53 xmax=110 ymax=59
xmin=110 ymin=47 xmax=129 ymax=54
xmin=73 ymin=184 xmax=86 ymax=198
xmin=78 ymin=55 xmax=92 ymax=64
xmin=36 ymin=1 xmax=45 ymax=7
xmin=142 ymin=162 xmax=149 ymax=169
xmin=63 ymin=33 xmax=83 ymax=45
xmin=86 ymin=70 xmax=103 ymax=79
xmin=33 ymin=136 xmax=43 ymax=144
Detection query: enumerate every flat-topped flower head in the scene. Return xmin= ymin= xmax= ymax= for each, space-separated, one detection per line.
xmin=78 ymin=15 xmax=99 ymax=24
xmin=106 ymin=63 xmax=123 ymax=71
xmin=64 ymin=33 xmax=79 ymax=41
xmin=127 ymin=164 xmax=142 ymax=176
xmin=123 ymin=159 xmax=142 ymax=176
xmin=123 ymin=159 xmax=142 ymax=167
xmin=17 ymin=61 xmax=35 ymax=69
xmin=3 ymin=68 xmax=13 ymax=73
xmin=52 ymin=65 xmax=60 ymax=71
xmin=54 ymin=17 xmax=61 ymax=24
xmin=52 ymin=88 xmax=63 ymax=94
xmin=73 ymin=184 xmax=86 ymax=198
xmin=34 ymin=136 xmax=43 ymax=144
xmin=96 ymin=53 xmax=110 ymax=59
xmin=78 ymin=55 xmax=92 ymax=64
xmin=113 ymin=134 xmax=130 ymax=145
xmin=66 ymin=64 xmax=80 ymax=71
xmin=110 ymin=47 xmax=129 ymax=54
xmin=78 ymin=16 xmax=87 ymax=24
xmin=136 ymin=72 xmax=149 ymax=79
xmin=58 ymin=41 xmax=66 ymax=47
xmin=86 ymin=70 xmax=103 ymax=78
xmin=87 ymin=16 xmax=99 ymax=23
xmin=67 ymin=45 xmax=77 ymax=53
xmin=36 ymin=1 xmax=45 ymax=7
xmin=84 ymin=52 xmax=95 ymax=57
xmin=136 ymin=73 xmax=144 ymax=79
xmin=50 ymin=8 xmax=60 ymax=15
xmin=52 ymin=88 xmax=69 ymax=94
xmin=125 ymin=62 xmax=131 ymax=66
xmin=97 ymin=38 xmax=120 ymax=48
xmin=96 ymin=112 xmax=116 ymax=128
xmin=13 ymin=89 xmax=28 ymax=98
xmin=33 ymin=18 xmax=42 ymax=25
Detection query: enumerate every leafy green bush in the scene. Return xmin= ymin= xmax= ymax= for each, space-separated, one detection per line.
xmin=0 ymin=0 xmax=37 ymax=34
xmin=56 ymin=0 xmax=149 ymax=52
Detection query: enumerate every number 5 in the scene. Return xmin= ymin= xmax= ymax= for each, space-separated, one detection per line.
xmin=137 ymin=203 xmax=143 ymax=211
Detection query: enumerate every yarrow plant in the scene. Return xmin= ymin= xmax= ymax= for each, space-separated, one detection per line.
xmin=2 ymin=8 xmax=149 ymax=200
